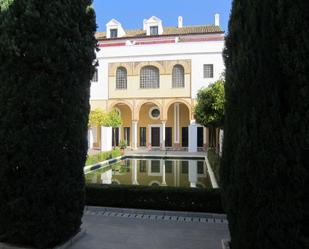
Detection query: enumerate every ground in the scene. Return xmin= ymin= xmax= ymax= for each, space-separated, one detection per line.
xmin=71 ymin=207 xmax=230 ymax=249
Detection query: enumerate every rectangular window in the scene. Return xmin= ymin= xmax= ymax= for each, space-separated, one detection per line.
xmin=124 ymin=127 xmax=130 ymax=146
xmin=197 ymin=161 xmax=204 ymax=174
xmin=92 ymin=69 xmax=98 ymax=82
xmin=139 ymin=160 xmax=147 ymax=173
xmin=150 ymin=26 xmax=158 ymax=35
xmin=110 ymin=29 xmax=118 ymax=38
xmin=165 ymin=127 xmax=172 ymax=147
xmin=203 ymin=64 xmax=214 ymax=78
xmin=140 ymin=127 xmax=146 ymax=146
xmin=165 ymin=160 xmax=173 ymax=173
xmin=151 ymin=160 xmax=160 ymax=173
xmin=112 ymin=127 xmax=119 ymax=147
xmin=182 ymin=127 xmax=188 ymax=147
xmin=181 ymin=161 xmax=188 ymax=174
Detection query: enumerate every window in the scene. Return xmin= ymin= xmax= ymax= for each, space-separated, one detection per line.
xmin=140 ymin=66 xmax=159 ymax=88
xmin=151 ymin=160 xmax=160 ymax=173
xmin=116 ymin=67 xmax=127 ymax=89
xmin=140 ymin=127 xmax=146 ymax=146
xmin=149 ymin=107 xmax=160 ymax=120
xmin=124 ymin=127 xmax=130 ymax=146
xmin=139 ymin=160 xmax=147 ymax=172
xmin=172 ymin=65 xmax=185 ymax=88
xmin=110 ymin=29 xmax=118 ymax=38
xmin=197 ymin=161 xmax=204 ymax=174
xmin=92 ymin=69 xmax=98 ymax=82
xmin=204 ymin=64 xmax=214 ymax=78
xmin=150 ymin=26 xmax=158 ymax=35
xmin=181 ymin=161 xmax=188 ymax=174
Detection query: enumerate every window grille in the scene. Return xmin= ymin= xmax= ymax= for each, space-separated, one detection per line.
xmin=140 ymin=66 xmax=159 ymax=88
xmin=116 ymin=67 xmax=127 ymax=89
xmin=172 ymin=65 xmax=185 ymax=88
xmin=203 ymin=64 xmax=214 ymax=78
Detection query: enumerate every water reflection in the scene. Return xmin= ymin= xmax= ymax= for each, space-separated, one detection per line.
xmin=85 ymin=159 xmax=211 ymax=188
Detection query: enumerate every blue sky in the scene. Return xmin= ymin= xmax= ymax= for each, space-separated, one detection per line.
xmin=93 ymin=0 xmax=232 ymax=33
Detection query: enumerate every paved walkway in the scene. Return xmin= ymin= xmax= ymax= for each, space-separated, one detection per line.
xmin=89 ymin=148 xmax=207 ymax=157
xmin=71 ymin=207 xmax=230 ymax=249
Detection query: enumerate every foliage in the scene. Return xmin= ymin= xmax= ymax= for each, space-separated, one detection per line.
xmin=0 ymin=0 xmax=96 ymax=248
xmin=104 ymin=108 xmax=122 ymax=128
xmin=119 ymin=139 xmax=127 ymax=149
xmin=195 ymin=79 xmax=225 ymax=128
xmin=88 ymin=108 xmax=106 ymax=126
xmin=221 ymin=1 xmax=309 ymax=249
xmin=85 ymin=148 xmax=121 ymax=166
xmin=86 ymin=184 xmax=224 ymax=213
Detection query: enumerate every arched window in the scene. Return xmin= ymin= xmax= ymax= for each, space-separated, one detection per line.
xmin=140 ymin=66 xmax=159 ymax=88
xmin=116 ymin=67 xmax=127 ymax=89
xmin=172 ymin=65 xmax=184 ymax=88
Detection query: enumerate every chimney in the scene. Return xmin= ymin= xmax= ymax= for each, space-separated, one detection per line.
xmin=215 ymin=13 xmax=220 ymax=26
xmin=143 ymin=19 xmax=147 ymax=30
xmin=178 ymin=16 xmax=183 ymax=28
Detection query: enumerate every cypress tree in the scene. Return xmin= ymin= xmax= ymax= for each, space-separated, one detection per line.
xmin=221 ymin=0 xmax=308 ymax=248
xmin=0 ymin=0 xmax=96 ymax=248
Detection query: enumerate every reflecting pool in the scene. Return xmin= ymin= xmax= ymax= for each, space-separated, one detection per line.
xmin=85 ymin=158 xmax=212 ymax=188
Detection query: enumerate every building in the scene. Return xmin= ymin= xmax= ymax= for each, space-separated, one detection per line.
xmin=89 ymin=14 xmax=224 ymax=152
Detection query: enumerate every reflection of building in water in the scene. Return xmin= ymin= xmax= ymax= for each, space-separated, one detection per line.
xmin=109 ymin=159 xmax=210 ymax=188
xmin=100 ymin=169 xmax=112 ymax=184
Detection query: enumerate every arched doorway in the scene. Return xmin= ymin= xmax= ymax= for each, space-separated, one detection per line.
xmin=166 ymin=102 xmax=190 ymax=148
xmin=111 ymin=103 xmax=132 ymax=147
xmin=138 ymin=102 xmax=162 ymax=148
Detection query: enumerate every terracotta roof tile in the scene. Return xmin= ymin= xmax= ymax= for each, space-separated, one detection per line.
xmin=95 ymin=25 xmax=223 ymax=40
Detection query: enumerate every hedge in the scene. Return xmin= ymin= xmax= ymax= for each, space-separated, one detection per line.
xmin=85 ymin=184 xmax=224 ymax=213
xmin=86 ymin=148 xmax=121 ymax=166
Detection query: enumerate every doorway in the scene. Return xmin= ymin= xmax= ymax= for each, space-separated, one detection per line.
xmin=151 ymin=127 xmax=160 ymax=147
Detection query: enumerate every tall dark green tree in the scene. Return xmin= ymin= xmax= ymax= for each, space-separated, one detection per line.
xmin=221 ymin=0 xmax=308 ymax=249
xmin=0 ymin=1 xmax=96 ymax=248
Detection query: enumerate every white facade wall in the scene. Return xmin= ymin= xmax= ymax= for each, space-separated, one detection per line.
xmin=90 ymin=38 xmax=225 ymax=100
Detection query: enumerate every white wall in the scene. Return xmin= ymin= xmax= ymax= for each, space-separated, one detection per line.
xmin=90 ymin=36 xmax=225 ymax=100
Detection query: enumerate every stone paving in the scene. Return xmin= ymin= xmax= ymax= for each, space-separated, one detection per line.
xmin=89 ymin=148 xmax=207 ymax=157
xmin=71 ymin=206 xmax=230 ymax=249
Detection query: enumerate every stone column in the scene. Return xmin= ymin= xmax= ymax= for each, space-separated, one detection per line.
xmin=161 ymin=159 xmax=167 ymax=186
xmin=173 ymin=103 xmax=180 ymax=148
xmin=88 ymin=128 xmax=94 ymax=149
xmin=161 ymin=121 xmax=166 ymax=150
xmin=188 ymin=120 xmax=197 ymax=152
xmin=188 ymin=160 xmax=197 ymax=188
xmin=132 ymin=120 xmax=138 ymax=150
xmin=101 ymin=126 xmax=112 ymax=152
xmin=132 ymin=159 xmax=138 ymax=185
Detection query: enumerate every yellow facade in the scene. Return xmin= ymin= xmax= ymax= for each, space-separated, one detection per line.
xmin=90 ymin=59 xmax=200 ymax=149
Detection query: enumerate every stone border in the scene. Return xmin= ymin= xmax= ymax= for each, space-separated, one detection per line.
xmin=0 ymin=227 xmax=86 ymax=249
xmin=205 ymin=156 xmax=219 ymax=188
xmin=85 ymin=206 xmax=228 ymax=224
xmin=84 ymin=156 xmax=123 ymax=173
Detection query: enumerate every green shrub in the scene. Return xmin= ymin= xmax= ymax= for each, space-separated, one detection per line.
xmin=86 ymin=184 xmax=224 ymax=213
xmin=207 ymin=148 xmax=220 ymax=184
xmin=0 ymin=1 xmax=96 ymax=248
xmin=85 ymin=148 xmax=121 ymax=166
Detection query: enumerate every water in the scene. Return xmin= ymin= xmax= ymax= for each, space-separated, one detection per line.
xmin=85 ymin=158 xmax=212 ymax=188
